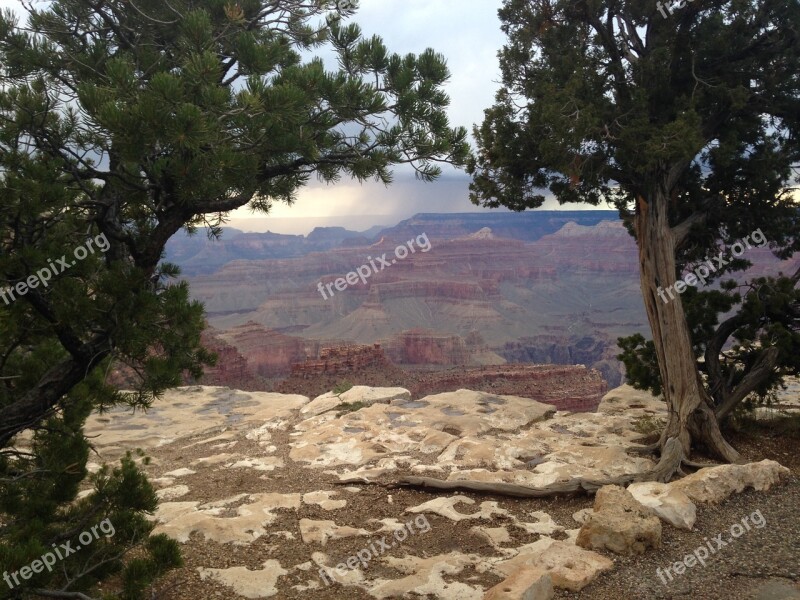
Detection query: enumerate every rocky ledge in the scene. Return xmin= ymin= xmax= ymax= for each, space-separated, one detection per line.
xmin=81 ymin=385 xmax=792 ymax=600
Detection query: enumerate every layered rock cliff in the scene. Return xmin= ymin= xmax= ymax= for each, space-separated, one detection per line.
xmin=181 ymin=217 xmax=798 ymax=391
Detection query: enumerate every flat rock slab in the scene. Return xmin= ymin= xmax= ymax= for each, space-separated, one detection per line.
xmin=299 ymin=519 xmax=370 ymax=545
xmin=368 ymin=552 xmax=485 ymax=599
xmin=596 ymin=384 xmax=667 ymax=416
xmin=198 ymin=560 xmax=287 ymax=598
xmin=82 ymin=384 xmax=793 ymax=599
xmin=494 ymin=539 xmax=614 ymax=592
xmin=153 ymin=493 xmax=302 ymax=545
xmin=84 ymin=386 xmax=308 ymax=458
xmin=301 ymin=386 xmax=411 ymax=417
xmin=749 ymin=579 xmax=800 ymax=600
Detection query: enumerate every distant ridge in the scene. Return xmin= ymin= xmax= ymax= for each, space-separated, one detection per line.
xmin=374 ymin=210 xmax=621 ymax=244
xmin=167 ymin=210 xmax=621 ymax=276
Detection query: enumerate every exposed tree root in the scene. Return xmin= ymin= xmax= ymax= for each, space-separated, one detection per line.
xmin=337 ymin=438 xmax=694 ymax=498
xmin=626 ymin=441 xmax=661 ymax=456
xmin=681 ymin=458 xmax=723 ymax=469
xmin=688 ymin=404 xmax=744 ymax=464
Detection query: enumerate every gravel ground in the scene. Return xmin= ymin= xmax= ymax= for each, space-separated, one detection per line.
xmin=556 ymin=425 xmax=800 ymax=600
xmin=147 ymin=416 xmax=799 ymax=600
xmin=559 ymin=478 xmax=800 ymax=600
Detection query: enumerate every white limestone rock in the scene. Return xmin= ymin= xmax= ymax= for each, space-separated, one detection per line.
xmin=669 ymin=460 xmax=791 ymax=504
xmin=627 ymin=481 xmax=697 ymax=530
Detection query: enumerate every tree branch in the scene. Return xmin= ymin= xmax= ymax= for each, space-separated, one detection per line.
xmin=672 ymin=210 xmax=708 ymax=249
xmin=0 ymin=335 xmax=109 ymax=448
xmin=715 ymin=346 xmax=780 ymax=421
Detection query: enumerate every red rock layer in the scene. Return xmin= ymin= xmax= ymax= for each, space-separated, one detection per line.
xmin=277 ymin=346 xmax=606 ymax=412
xmin=384 ymin=329 xmax=471 ymax=365
xmin=216 ymin=322 xmax=311 ymax=377
xmin=289 ymin=344 xmax=390 ymax=377
xmin=406 ymin=364 xmax=608 ymax=412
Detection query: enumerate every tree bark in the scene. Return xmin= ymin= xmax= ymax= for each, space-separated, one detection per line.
xmin=636 ymin=189 xmax=740 ymax=465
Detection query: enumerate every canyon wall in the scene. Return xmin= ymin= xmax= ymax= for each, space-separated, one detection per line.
xmin=216 ymin=322 xmax=312 ymax=377
xmin=276 ymin=344 xmax=606 ymax=412
xmin=181 ymin=217 xmax=798 ymax=394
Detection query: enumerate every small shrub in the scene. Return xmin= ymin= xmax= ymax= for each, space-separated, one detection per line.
xmin=332 ymin=380 xmax=354 ymax=395
xmin=633 ymin=415 xmax=665 ymax=436
xmin=729 ymin=410 xmax=800 ymax=439
xmin=336 ymin=401 xmax=366 ymax=416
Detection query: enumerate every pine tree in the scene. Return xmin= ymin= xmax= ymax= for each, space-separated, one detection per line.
xmin=0 ymin=1 xmax=468 ymax=597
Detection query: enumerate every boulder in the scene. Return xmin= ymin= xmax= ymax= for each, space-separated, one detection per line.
xmin=670 ymin=460 xmax=791 ymax=504
xmin=484 ymin=567 xmax=554 ymax=600
xmin=576 ymin=485 xmax=661 ymax=555
xmin=572 ymin=508 xmax=593 ymax=525
xmin=627 ymin=482 xmax=697 ymax=530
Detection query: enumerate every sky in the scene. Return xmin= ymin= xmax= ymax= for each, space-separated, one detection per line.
xmin=0 ymin=0 xmax=605 ymax=235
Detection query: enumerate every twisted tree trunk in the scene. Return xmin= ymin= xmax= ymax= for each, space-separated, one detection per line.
xmin=636 ymin=189 xmax=741 ymax=467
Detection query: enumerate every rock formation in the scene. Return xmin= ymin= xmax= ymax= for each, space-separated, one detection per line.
xmin=276 ymin=346 xmax=607 ymax=412
xmin=216 ymin=321 xmax=312 ymax=377
xmin=179 ymin=217 xmax=798 ymax=395
xmin=576 ymin=485 xmax=663 ymax=555
xmin=289 ymin=344 xmax=391 ymax=377
xmin=78 ymin=384 xmax=792 ymax=599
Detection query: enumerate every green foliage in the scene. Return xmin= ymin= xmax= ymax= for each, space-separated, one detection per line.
xmin=120 ymin=535 xmax=182 ymax=600
xmin=0 ymin=0 xmax=467 ymax=596
xmin=336 ymin=401 xmax=366 ymax=416
xmin=0 ymin=443 xmax=181 ymax=599
xmin=332 ymin=380 xmax=355 ymax=395
xmin=469 ymin=0 xmax=800 ymax=246
xmin=617 ymin=334 xmax=662 ymax=396
xmin=470 ymin=0 xmax=800 ymax=422
xmin=619 ymin=277 xmax=800 ymax=413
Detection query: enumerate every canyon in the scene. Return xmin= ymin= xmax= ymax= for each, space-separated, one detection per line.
xmin=174 ymin=213 xmax=798 ymax=392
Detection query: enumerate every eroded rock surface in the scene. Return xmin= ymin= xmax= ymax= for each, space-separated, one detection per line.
xmin=670 ymin=460 xmax=791 ymax=504
xmin=627 ymin=481 xmax=696 ymax=530
xmin=300 ymin=386 xmax=411 ymax=417
xmin=80 ymin=384 xmax=790 ymax=599
xmin=484 ymin=567 xmax=554 ymax=600
xmin=493 ymin=539 xmax=614 ymax=592
xmin=576 ymin=485 xmax=662 ymax=555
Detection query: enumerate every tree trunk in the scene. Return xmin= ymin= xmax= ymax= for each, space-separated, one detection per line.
xmin=636 ymin=190 xmax=741 ymax=465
